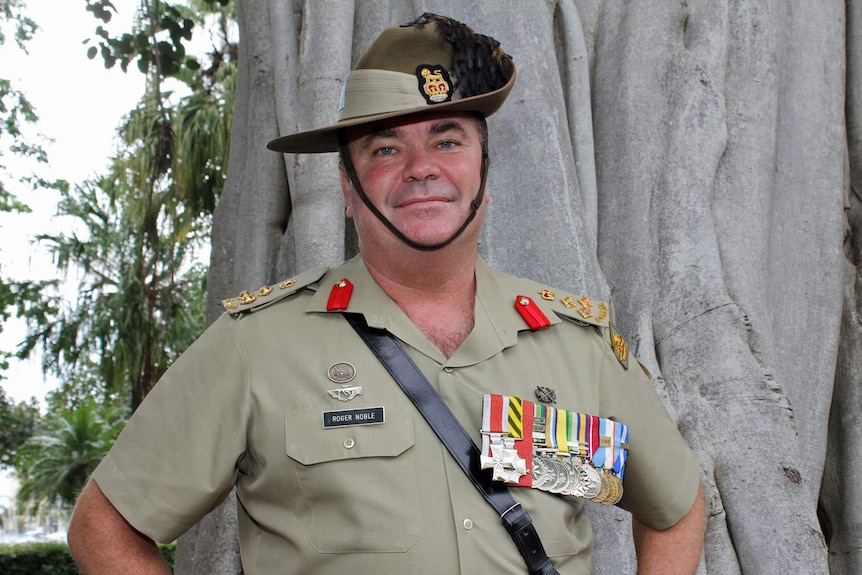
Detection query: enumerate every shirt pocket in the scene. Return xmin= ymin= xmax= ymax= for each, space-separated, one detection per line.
xmin=284 ymin=405 xmax=421 ymax=553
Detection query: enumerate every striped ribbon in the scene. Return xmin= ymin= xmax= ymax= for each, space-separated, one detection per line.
xmin=482 ymin=394 xmax=630 ymax=488
xmin=481 ymin=394 xmax=534 ymax=487
xmin=614 ymin=419 xmax=630 ymax=481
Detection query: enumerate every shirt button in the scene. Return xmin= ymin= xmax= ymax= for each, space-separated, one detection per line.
xmin=444 ymin=367 xmax=454 ymax=374
xmin=343 ymin=438 xmax=355 ymax=449
xmin=462 ymin=518 xmax=474 ymax=530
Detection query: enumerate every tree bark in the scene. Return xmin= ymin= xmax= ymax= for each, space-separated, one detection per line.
xmin=182 ymin=1 xmax=860 ymax=573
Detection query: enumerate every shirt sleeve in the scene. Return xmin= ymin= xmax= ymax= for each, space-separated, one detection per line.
xmin=92 ymin=313 xmax=251 ymax=543
xmin=600 ymin=340 xmax=701 ymax=530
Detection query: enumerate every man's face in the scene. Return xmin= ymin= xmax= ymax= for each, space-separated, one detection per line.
xmin=340 ymin=112 xmax=487 ymax=252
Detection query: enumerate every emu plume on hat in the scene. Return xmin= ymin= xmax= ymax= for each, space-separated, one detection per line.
xmin=266 ymin=13 xmax=516 ymax=154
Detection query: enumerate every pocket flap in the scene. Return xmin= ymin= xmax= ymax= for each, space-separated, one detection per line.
xmin=285 ymin=404 xmax=415 ymax=465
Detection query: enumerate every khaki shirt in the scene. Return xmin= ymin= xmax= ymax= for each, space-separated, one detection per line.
xmin=94 ymin=256 xmax=700 ymax=575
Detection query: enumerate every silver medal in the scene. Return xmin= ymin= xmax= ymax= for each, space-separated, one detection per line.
xmin=531 ymin=456 xmax=553 ymax=490
xmin=580 ymin=462 xmax=602 ymax=499
xmin=547 ymin=458 xmax=570 ymax=494
xmin=561 ymin=457 xmax=584 ymax=497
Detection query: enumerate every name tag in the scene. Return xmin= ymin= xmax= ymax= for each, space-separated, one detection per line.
xmin=323 ymin=406 xmax=385 ymax=428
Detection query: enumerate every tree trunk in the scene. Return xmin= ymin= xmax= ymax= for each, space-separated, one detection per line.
xmin=181 ymin=1 xmax=861 ymax=573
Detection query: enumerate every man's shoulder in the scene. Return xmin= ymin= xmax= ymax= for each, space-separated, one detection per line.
xmin=220 ymin=267 xmax=330 ymax=318
xmin=486 ymin=266 xmax=611 ymax=329
xmin=485 ymin=265 xmax=630 ymax=369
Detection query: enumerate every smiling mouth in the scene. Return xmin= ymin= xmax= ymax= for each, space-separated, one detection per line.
xmin=396 ymin=196 xmax=453 ymax=208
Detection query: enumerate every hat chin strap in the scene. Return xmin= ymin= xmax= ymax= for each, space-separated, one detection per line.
xmin=340 ymin=143 xmax=490 ymax=252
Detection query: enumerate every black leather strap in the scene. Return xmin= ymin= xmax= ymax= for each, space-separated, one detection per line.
xmin=344 ymin=313 xmax=560 ymax=575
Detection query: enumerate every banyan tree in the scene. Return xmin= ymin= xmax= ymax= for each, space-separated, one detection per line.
xmin=175 ymin=1 xmax=861 ymax=573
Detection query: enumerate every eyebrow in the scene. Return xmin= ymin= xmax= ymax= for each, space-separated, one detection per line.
xmin=357 ymin=119 xmax=469 ymax=151
xmin=429 ymin=120 xmax=468 ymax=137
xmin=358 ymin=127 xmax=402 ymax=151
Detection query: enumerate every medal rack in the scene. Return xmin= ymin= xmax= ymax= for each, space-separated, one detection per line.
xmin=480 ymin=394 xmax=628 ymax=505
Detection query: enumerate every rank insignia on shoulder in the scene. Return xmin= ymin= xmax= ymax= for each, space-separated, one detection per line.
xmin=554 ymin=294 xmax=610 ymax=328
xmin=609 ymin=323 xmax=629 ymax=369
xmin=538 ymin=289 xmax=555 ymax=301
xmin=222 ymin=267 xmax=329 ymax=316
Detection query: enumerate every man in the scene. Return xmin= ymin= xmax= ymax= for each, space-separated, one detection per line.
xmin=69 ymin=14 xmax=705 ymax=575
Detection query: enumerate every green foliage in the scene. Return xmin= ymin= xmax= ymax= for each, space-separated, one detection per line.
xmin=14 ymin=400 xmax=125 ymax=514
xmin=0 ymin=1 xmax=67 ymax=211
xmin=0 ymin=8 xmax=40 ymax=211
xmin=85 ymin=0 xmax=194 ymax=76
xmin=158 ymin=541 xmax=177 ymax=569
xmin=0 ymin=541 xmax=176 ymax=574
xmin=0 ymin=0 xmax=36 ymax=50
xmin=20 ymin=174 xmax=211 ymax=408
xmin=0 ymin=386 xmax=40 ymax=467
xmin=13 ymin=1 xmax=234 ymax=409
xmin=84 ymin=0 xmax=235 ymax=79
xmin=0 ymin=543 xmax=78 ymax=575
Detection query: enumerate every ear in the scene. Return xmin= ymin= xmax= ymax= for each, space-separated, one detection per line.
xmin=338 ymin=163 xmax=353 ymax=218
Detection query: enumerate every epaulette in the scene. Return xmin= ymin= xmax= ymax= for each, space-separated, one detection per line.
xmin=530 ymin=287 xmax=629 ymax=370
xmin=548 ymin=292 xmax=610 ymax=329
xmin=222 ymin=267 xmax=329 ymax=317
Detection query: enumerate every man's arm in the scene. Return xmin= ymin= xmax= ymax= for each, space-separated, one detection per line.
xmin=632 ymin=482 xmax=706 ymax=575
xmin=68 ymin=479 xmax=171 ymax=575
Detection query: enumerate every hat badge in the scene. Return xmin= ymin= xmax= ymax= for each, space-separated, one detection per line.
xmin=416 ymin=64 xmax=452 ymax=104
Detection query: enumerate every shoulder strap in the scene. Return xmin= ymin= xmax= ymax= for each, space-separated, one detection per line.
xmin=343 ymin=313 xmax=560 ymax=575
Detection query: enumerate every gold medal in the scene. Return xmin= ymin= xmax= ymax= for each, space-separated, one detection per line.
xmin=591 ymin=473 xmax=611 ymax=504
xmin=605 ymin=474 xmax=624 ymax=505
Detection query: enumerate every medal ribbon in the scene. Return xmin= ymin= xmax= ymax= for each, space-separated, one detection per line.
xmin=533 ymin=403 xmax=546 ymax=447
xmin=603 ymin=419 xmax=615 ymax=472
xmin=555 ymin=407 xmax=570 ymax=455
xmin=482 ymin=394 xmax=507 ymax=458
xmin=507 ymin=396 xmax=523 ymax=439
xmin=575 ymin=412 xmax=589 ymax=458
xmin=512 ymin=398 xmax=534 ymax=487
xmin=614 ymin=420 xmax=630 ymax=481
xmin=482 ymin=394 xmax=509 ymax=435
xmin=589 ymin=414 xmax=600 ymax=463
xmin=481 ymin=394 xmax=534 ymax=487
xmin=545 ymin=406 xmax=558 ymax=450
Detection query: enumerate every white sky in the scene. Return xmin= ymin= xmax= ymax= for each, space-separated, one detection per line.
xmin=1 ymin=0 xmax=142 ymax=406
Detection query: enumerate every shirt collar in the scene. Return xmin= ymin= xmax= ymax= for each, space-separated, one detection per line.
xmin=306 ymin=256 xmax=561 ymax=366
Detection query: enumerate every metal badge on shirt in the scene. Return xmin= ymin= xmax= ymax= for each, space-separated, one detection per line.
xmin=326 ymin=361 xmax=363 ymax=402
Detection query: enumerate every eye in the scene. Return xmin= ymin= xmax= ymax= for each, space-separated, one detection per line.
xmin=374 ymin=146 xmax=396 ymax=157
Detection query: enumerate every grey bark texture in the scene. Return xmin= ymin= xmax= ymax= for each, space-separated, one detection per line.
xmin=183 ymin=1 xmax=861 ymax=573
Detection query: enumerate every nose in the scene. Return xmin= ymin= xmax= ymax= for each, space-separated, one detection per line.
xmin=402 ymin=146 xmax=440 ymax=182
